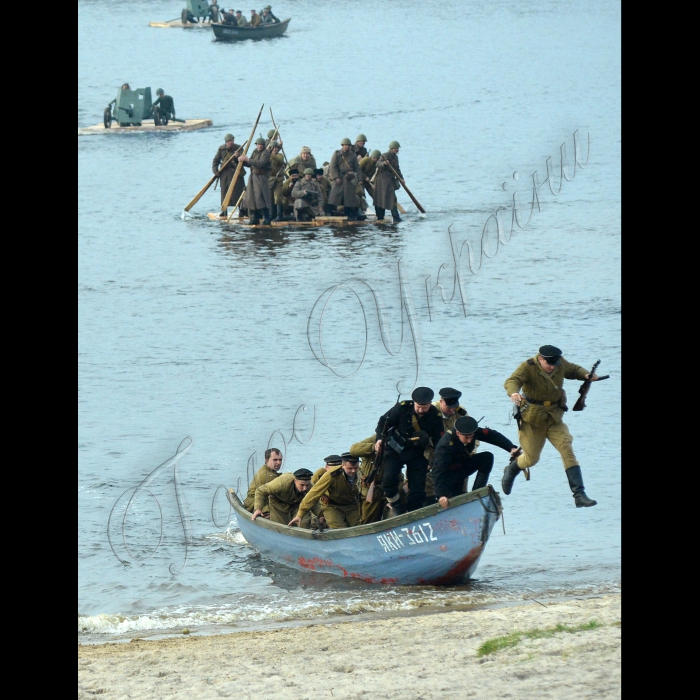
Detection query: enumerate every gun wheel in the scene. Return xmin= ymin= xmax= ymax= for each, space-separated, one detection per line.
xmin=103 ymin=108 xmax=112 ymax=129
xmin=153 ymin=105 xmax=162 ymax=126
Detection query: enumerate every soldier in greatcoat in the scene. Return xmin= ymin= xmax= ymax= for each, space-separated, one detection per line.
xmin=374 ymin=387 xmax=445 ymax=516
xmin=373 ymin=141 xmax=404 ymax=222
xmin=314 ymin=168 xmax=332 ymax=214
xmin=238 ymin=137 xmax=273 ymax=225
xmin=287 ymin=147 xmax=317 ymax=176
xmin=328 ymin=138 xmax=364 ymax=220
xmin=353 ymin=134 xmax=369 ymax=159
xmin=242 ymin=448 xmax=283 ymax=512
xmin=252 ymin=469 xmax=318 ymax=527
xmin=290 ymin=454 xmax=362 ymax=529
xmin=502 ymin=345 xmax=600 ymax=507
xmin=212 ymin=134 xmax=246 ymax=219
xmin=268 ymin=141 xmax=286 ymax=221
xmin=291 ymin=168 xmax=324 ymax=221
xmin=433 ymin=417 xmax=519 ymax=508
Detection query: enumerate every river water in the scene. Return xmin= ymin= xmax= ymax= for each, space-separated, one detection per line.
xmin=78 ymin=0 xmax=621 ymax=643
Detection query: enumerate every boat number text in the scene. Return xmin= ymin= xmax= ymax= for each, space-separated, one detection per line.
xmin=376 ymin=523 xmax=437 ymax=552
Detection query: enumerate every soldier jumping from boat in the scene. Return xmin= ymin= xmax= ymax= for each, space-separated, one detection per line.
xmin=502 ymin=344 xmax=600 ymax=507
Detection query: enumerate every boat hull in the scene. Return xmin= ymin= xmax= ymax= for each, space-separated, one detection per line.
xmin=226 ymin=486 xmax=502 ymax=585
xmin=212 ymin=18 xmax=290 ymax=41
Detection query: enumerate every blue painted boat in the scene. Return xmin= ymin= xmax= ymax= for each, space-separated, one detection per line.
xmin=225 ymin=486 xmax=503 ymax=585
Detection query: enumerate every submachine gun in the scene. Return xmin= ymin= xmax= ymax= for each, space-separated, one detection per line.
xmin=573 ymin=360 xmax=610 ymax=412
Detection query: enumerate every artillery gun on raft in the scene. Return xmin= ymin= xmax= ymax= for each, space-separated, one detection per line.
xmin=103 ymin=86 xmax=183 ymax=128
xmin=181 ymin=0 xmax=211 ymax=24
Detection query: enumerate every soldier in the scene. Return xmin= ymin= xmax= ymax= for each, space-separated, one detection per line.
xmin=250 ymin=8 xmax=261 ymax=26
xmin=287 ymin=146 xmax=317 ymax=175
xmin=328 ymin=138 xmax=365 ymax=221
xmin=234 ymin=9 xmax=248 ymax=25
xmin=314 ymin=168 xmax=332 ymax=215
xmin=238 ymin=137 xmax=273 ymax=225
xmin=373 ymin=141 xmax=404 ymax=222
xmin=268 ymin=141 xmax=286 ymax=222
xmin=212 ymin=133 xmax=246 ymax=219
xmin=242 ymin=448 xmax=283 ymax=512
xmin=375 ymin=387 xmax=444 ymax=515
xmin=359 ymin=150 xmax=381 ymax=182
xmin=292 ymin=168 xmax=324 ymax=221
xmin=281 ymin=168 xmax=301 ymax=217
xmin=290 ymin=453 xmax=362 ymax=529
xmin=433 ymin=416 xmax=520 ymax=508
xmin=208 ymin=0 xmax=221 ymax=22
xmin=353 ymin=134 xmax=369 ymax=159
xmin=260 ymin=4 xmax=280 ymax=23
xmin=252 ymin=468 xmax=317 ymax=526
xmin=312 ymin=455 xmax=343 ymax=484
xmin=502 ymin=345 xmax=600 ymax=507
xmin=152 ymin=88 xmax=175 ymax=125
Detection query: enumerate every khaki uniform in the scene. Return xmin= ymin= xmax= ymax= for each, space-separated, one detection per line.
xmin=250 ymin=13 xmax=261 ymax=26
xmin=291 ymin=177 xmax=323 ymax=218
xmin=504 ymin=355 xmax=589 ymax=471
xmin=282 ymin=176 xmax=300 ymax=211
xmin=328 ymin=149 xmax=362 ymax=208
xmin=236 ymin=15 xmax=249 ymax=26
xmin=296 ymin=466 xmax=361 ymax=529
xmin=254 ymin=473 xmax=317 ymax=527
xmin=212 ymin=143 xmax=246 ymax=209
xmin=312 ymin=467 xmax=327 ymax=484
xmin=315 ymin=175 xmax=332 ymax=211
xmin=350 ymin=435 xmax=385 ymax=525
xmin=242 ymin=465 xmax=280 ymax=512
xmin=242 ymin=148 xmax=272 ymax=212
xmin=268 ymin=152 xmax=286 ymax=205
xmin=353 ymin=144 xmax=368 ymax=159
xmin=287 ymin=154 xmax=317 ymax=174
xmin=373 ymin=151 xmax=403 ymax=209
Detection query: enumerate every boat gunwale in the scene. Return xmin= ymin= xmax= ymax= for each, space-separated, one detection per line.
xmin=226 ymin=486 xmax=501 ymax=540
xmin=212 ymin=17 xmax=290 ymax=36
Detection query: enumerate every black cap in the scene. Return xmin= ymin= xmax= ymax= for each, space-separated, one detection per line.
xmin=293 ymin=468 xmax=314 ymax=480
xmin=288 ymin=168 xmax=299 ymax=175
xmin=313 ymin=168 xmax=324 ymax=176
xmin=324 ymin=454 xmax=343 ymax=466
xmin=539 ymin=345 xmax=562 ymax=364
xmin=439 ymin=387 xmax=462 ymax=406
xmin=411 ymin=387 xmax=434 ymax=404
xmin=340 ymin=452 xmax=360 ymax=464
xmin=455 ymin=416 xmax=478 ymax=435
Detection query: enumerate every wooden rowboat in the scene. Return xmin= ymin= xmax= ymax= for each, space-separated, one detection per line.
xmin=212 ymin=18 xmax=290 ymax=41
xmin=225 ymin=486 xmax=503 ymax=586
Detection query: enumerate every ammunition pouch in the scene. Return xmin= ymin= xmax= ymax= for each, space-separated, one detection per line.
xmin=386 ymin=427 xmax=408 ymax=455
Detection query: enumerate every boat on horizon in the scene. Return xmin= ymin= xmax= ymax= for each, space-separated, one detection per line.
xmin=225 ymin=485 xmax=503 ymax=586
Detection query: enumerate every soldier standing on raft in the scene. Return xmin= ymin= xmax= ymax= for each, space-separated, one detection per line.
xmin=238 ymin=137 xmax=273 ymax=225
xmin=212 ymin=133 xmax=246 ymax=219
xmin=328 ymin=138 xmax=365 ymax=221
xmin=373 ymin=141 xmax=404 ymax=222
xmin=502 ymin=344 xmax=600 ymax=507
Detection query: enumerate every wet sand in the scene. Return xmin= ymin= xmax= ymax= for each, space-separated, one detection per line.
xmin=78 ymin=594 xmax=620 ymax=699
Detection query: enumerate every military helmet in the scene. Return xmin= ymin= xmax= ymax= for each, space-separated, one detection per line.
xmin=303 ymin=167 xmax=314 ymax=175
xmin=370 ymin=149 xmax=381 ymax=158
xmin=455 ymin=416 xmax=479 ymax=435
xmin=224 ymin=133 xmax=234 ymax=142
xmin=389 ymin=140 xmax=401 ymax=149
xmin=156 ymin=88 xmax=164 ymax=96
xmin=270 ymin=140 xmax=280 ymax=148
xmin=264 ymin=4 xmax=271 ymax=9
xmin=356 ymin=134 xmax=367 ymax=142
xmin=340 ymin=137 xmax=352 ymax=145
xmin=300 ymin=146 xmax=311 ymax=154
xmin=267 ymin=129 xmax=277 ymax=138
xmin=255 ymin=137 xmax=266 ymax=145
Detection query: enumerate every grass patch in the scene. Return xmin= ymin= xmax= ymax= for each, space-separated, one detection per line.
xmin=476 ymin=620 xmax=602 ymax=657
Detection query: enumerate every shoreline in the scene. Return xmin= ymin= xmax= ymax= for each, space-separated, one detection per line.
xmin=79 ymin=593 xmax=620 ymax=699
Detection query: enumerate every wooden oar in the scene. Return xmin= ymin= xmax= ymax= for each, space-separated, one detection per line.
xmin=226 ymin=188 xmax=247 ymax=222
xmin=184 ymin=150 xmax=239 ymax=212
xmin=269 ymin=108 xmax=289 ymax=167
xmin=396 ymin=202 xmax=407 ymax=215
xmin=384 ymin=160 xmax=425 ymax=213
xmin=221 ymin=104 xmax=264 ymax=214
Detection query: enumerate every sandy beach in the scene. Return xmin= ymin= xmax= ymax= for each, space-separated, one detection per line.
xmin=78 ymin=594 xmax=620 ymax=699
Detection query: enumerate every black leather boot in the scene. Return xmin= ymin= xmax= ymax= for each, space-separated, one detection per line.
xmin=375 ymin=206 xmax=385 ymax=221
xmin=391 ymin=207 xmax=402 ymax=222
xmin=501 ymin=458 xmax=521 ymax=495
xmin=272 ymin=204 xmax=282 ymax=222
xmin=471 ymin=470 xmax=490 ymax=491
xmin=566 ymin=465 xmax=597 ymax=507
xmin=345 ymin=207 xmax=357 ymax=221
xmin=249 ymin=209 xmax=261 ymax=225
xmin=262 ymin=208 xmax=272 ymax=225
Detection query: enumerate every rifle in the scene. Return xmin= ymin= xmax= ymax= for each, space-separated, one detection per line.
xmin=572 ymin=360 xmax=610 ymax=411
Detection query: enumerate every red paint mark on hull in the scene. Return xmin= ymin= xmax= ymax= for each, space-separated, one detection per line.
xmin=417 ymin=544 xmax=484 ymax=585
xmin=297 ymin=556 xmax=397 ymax=584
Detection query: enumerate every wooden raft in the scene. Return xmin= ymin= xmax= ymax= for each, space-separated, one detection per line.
xmin=206 ymin=213 xmax=390 ymax=227
xmin=149 ymin=20 xmax=213 ymax=28
xmin=78 ymin=119 xmax=213 ymax=135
